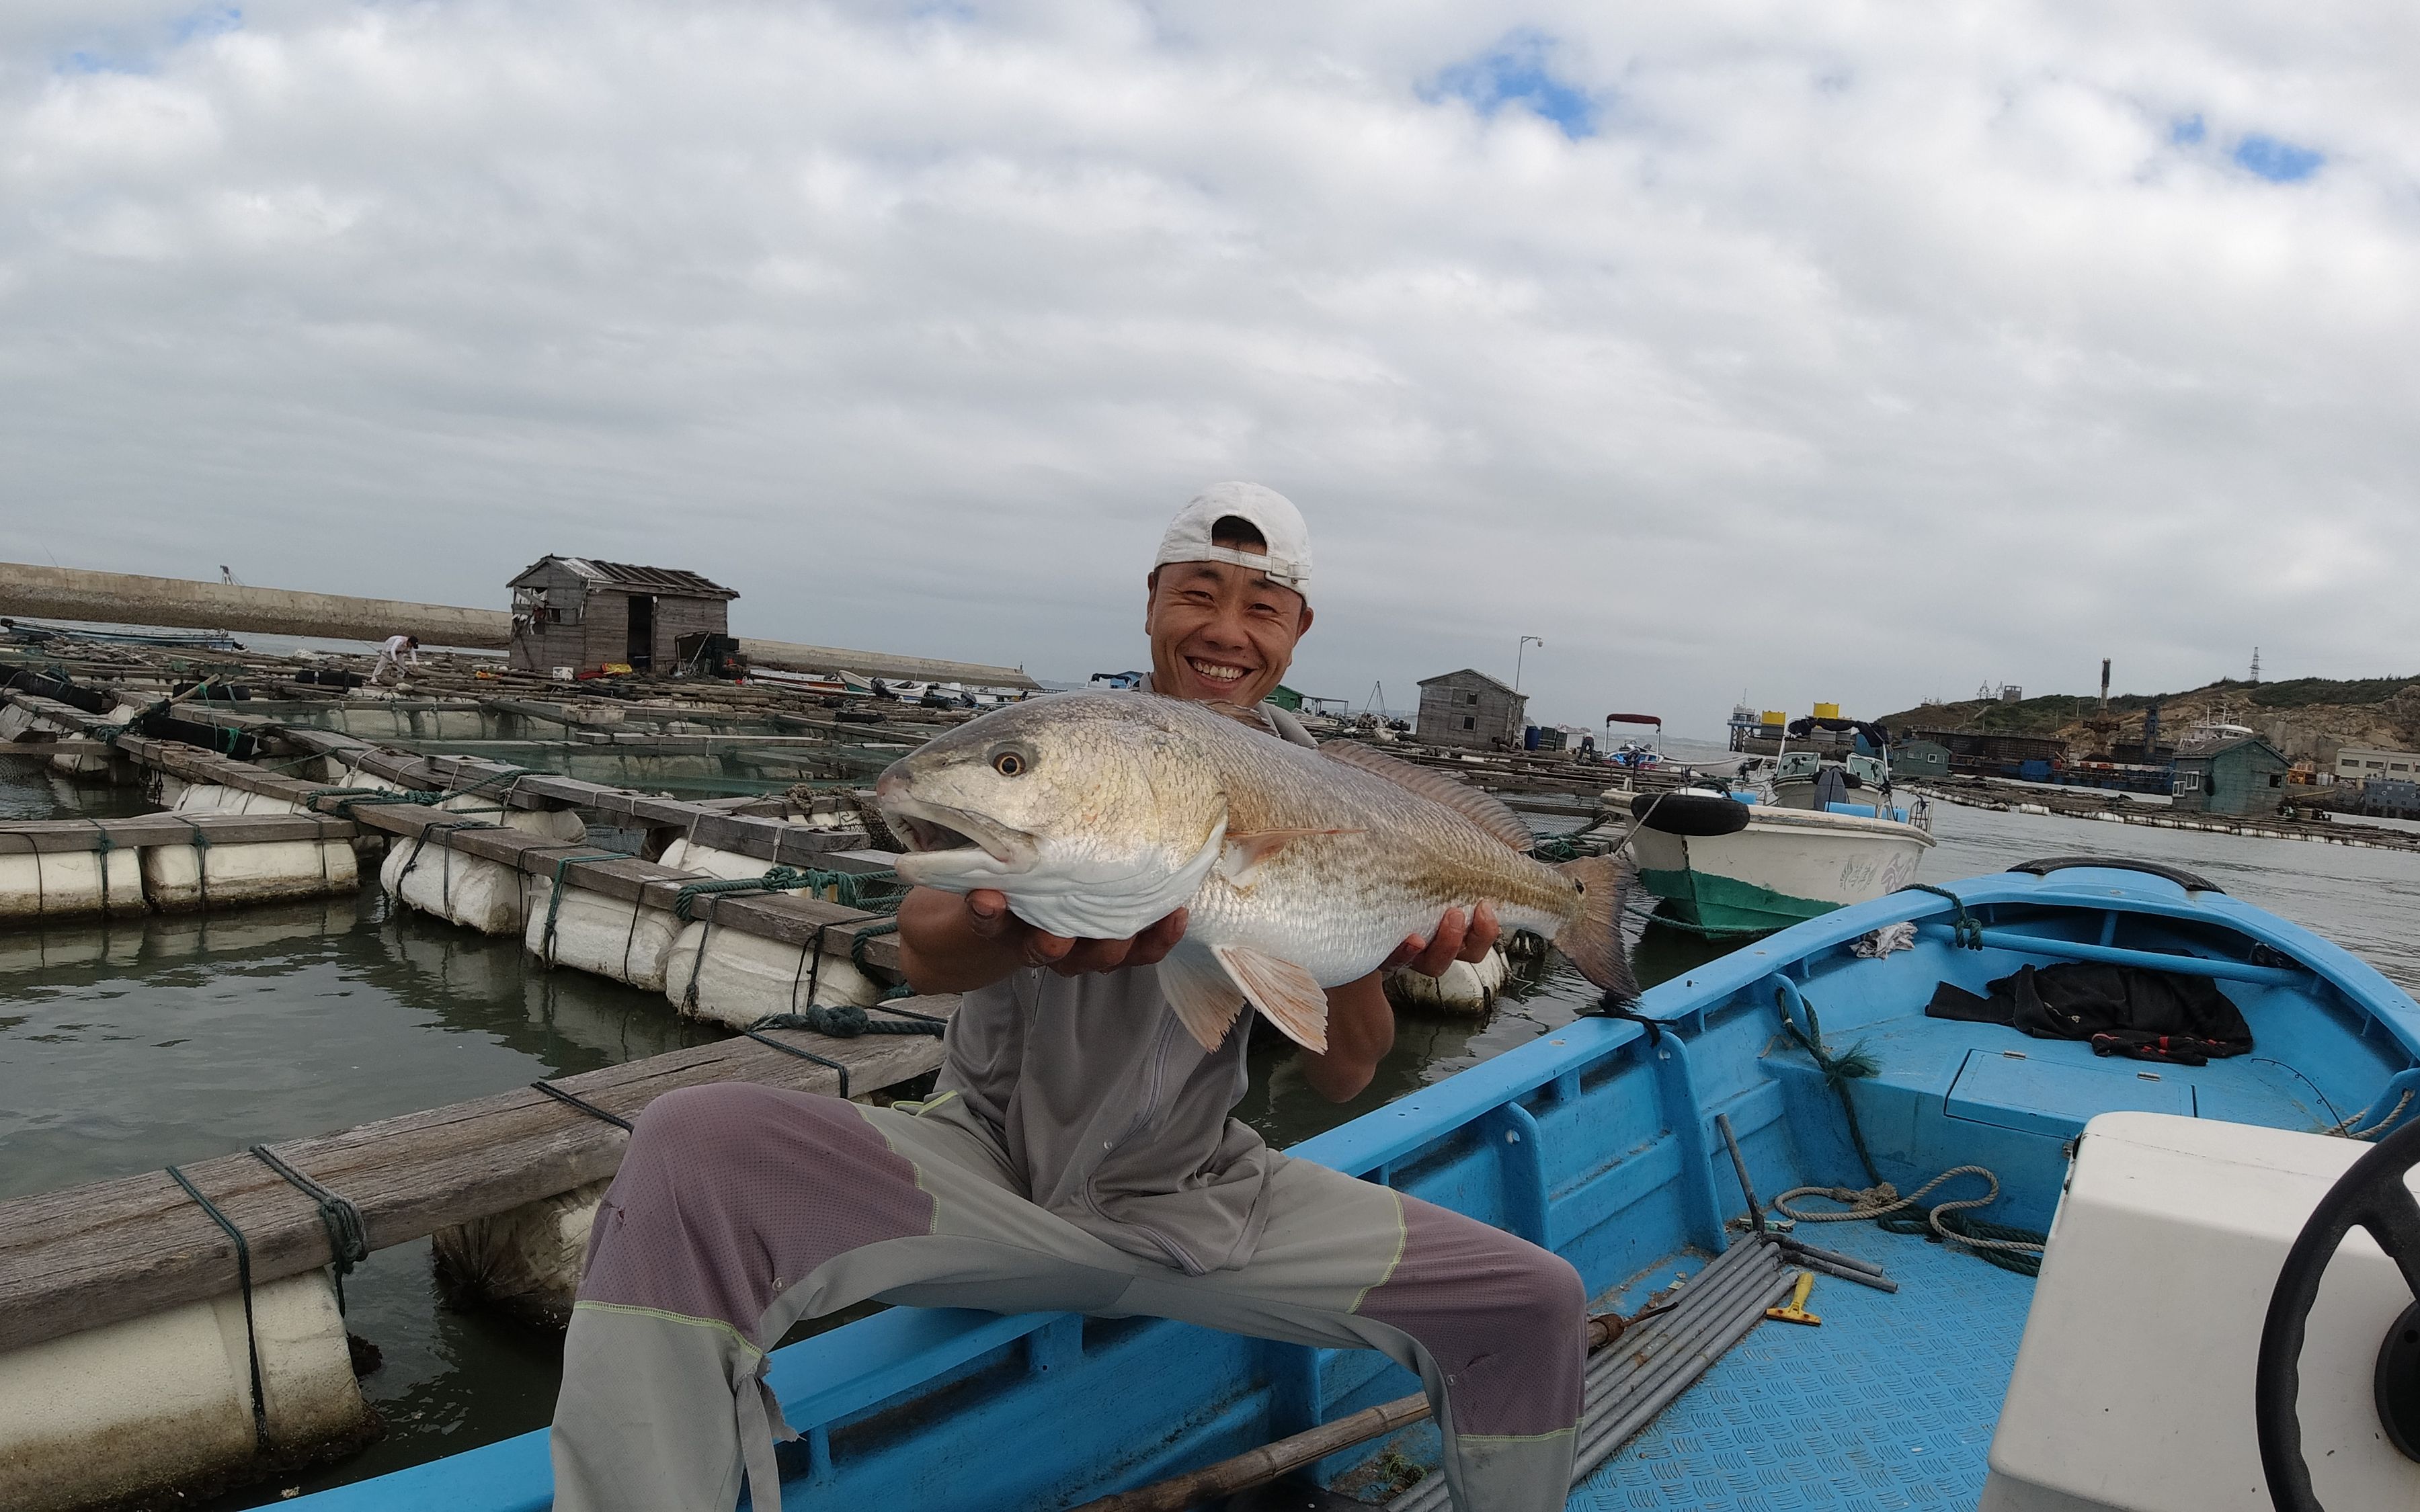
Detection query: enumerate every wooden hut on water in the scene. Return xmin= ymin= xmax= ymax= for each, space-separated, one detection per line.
xmin=1416 ymin=669 xmax=1527 ymax=751
xmin=2171 ymin=734 xmax=2290 ymax=817
xmin=508 ymin=556 xmax=738 ymax=676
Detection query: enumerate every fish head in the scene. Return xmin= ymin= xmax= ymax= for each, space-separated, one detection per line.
xmin=875 ymin=695 xmax=1229 ymax=924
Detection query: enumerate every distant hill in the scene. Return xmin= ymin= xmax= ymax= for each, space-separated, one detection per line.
xmin=1878 ymin=675 xmax=2420 ymax=763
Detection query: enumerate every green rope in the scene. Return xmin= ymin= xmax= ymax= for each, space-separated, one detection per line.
xmin=247 ymin=1144 xmax=370 ymax=1314
xmin=1529 ymin=835 xmax=1580 ymax=862
xmin=536 ymin=853 xmax=629 ymax=966
xmin=754 ymin=1004 xmax=943 ymax=1038
xmin=298 ymin=765 xmax=533 ymax=819
xmin=671 ymin=865 xmax=907 ymax=922
xmin=167 ymin=1165 xmax=267 ymax=1449
xmin=1772 ymin=982 xmax=2046 ymax=1276
xmin=1774 ymin=985 xmax=1883 ymax=1183
xmin=1908 ymin=882 xmax=1984 ymax=948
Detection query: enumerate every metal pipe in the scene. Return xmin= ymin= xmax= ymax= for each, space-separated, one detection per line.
xmin=1914 ymin=922 xmax=2307 ymax=985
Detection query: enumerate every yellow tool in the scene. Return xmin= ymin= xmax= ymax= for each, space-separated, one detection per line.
xmin=1766 ymin=1271 xmax=1822 ymax=1327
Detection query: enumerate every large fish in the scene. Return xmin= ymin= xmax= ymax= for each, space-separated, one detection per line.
xmin=873 ymin=691 xmax=1636 ymax=1053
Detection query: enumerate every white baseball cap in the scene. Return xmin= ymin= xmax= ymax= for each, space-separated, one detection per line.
xmin=1154 ymin=482 xmax=1313 ymax=591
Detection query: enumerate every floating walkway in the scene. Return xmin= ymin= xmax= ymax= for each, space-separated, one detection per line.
xmin=1912 ymin=780 xmax=2420 ymax=851
xmin=0 ymin=665 xmax=975 ymax=1512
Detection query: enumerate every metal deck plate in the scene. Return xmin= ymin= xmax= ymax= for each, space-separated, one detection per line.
xmin=1570 ymin=1221 xmax=2035 ymax=1511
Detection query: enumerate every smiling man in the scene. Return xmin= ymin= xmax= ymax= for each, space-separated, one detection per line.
xmin=551 ymin=484 xmax=1588 ymax=1512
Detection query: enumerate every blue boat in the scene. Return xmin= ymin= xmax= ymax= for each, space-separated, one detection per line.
xmin=290 ymin=860 xmax=2420 ymax=1511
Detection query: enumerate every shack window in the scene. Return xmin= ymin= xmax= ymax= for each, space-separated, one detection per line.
xmin=2269 ymin=773 xmax=2282 ymax=787
xmin=513 ymin=586 xmax=582 ymax=626
xmin=1466 ymin=692 xmax=1480 ymax=706
xmin=2176 ymin=771 xmax=2202 ymax=792
xmin=1463 ymin=716 xmax=1476 ymax=730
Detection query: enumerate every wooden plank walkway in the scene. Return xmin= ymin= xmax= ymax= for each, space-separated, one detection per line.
xmin=3 ymin=693 xmax=910 ymax=970
xmin=0 ymin=999 xmax=958 ymax=1355
xmin=0 ymin=811 xmax=355 ymax=851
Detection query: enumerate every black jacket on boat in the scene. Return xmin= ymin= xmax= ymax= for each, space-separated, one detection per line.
xmin=1925 ymin=962 xmax=2253 ymax=1066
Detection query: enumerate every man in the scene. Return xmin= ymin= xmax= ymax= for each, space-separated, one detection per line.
xmin=372 ymin=633 xmax=419 ymax=684
xmin=551 ymin=484 xmax=1587 ymax=1511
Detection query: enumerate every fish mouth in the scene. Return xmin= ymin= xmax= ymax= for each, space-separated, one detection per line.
xmin=876 ymin=791 xmax=1037 ymax=874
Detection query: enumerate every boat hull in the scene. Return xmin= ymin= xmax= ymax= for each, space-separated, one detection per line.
xmin=1629 ymin=804 xmax=1934 ymax=935
xmin=282 ymin=864 xmax=2420 ymax=1512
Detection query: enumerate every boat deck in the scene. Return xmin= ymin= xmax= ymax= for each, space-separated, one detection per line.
xmin=1576 ymin=1221 xmax=2033 ymax=1512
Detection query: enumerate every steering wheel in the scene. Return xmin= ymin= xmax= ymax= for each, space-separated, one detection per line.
xmin=2256 ymin=1115 xmax=2420 ymax=1510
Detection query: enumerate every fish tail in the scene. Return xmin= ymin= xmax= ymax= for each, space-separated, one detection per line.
xmin=1552 ymin=853 xmax=1640 ymax=1005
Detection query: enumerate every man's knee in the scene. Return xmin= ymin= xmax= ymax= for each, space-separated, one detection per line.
xmin=1493 ymin=1243 xmax=1586 ymax=1339
xmin=581 ymin=1085 xmax=934 ymax=1320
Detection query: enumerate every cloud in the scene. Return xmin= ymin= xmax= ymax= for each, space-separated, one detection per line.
xmin=1 ymin=1 xmax=2417 ymax=737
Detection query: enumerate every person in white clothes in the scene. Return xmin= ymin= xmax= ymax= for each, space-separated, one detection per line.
xmin=372 ymin=634 xmax=420 ymax=683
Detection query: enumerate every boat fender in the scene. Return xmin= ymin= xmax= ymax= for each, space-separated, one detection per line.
xmin=1637 ymin=792 xmax=1751 ymax=837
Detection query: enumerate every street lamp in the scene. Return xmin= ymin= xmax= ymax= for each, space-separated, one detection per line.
xmin=1515 ymin=636 xmax=1545 ymax=693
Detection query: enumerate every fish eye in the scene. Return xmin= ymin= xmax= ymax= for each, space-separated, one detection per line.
xmin=992 ymin=749 xmax=1028 ymax=777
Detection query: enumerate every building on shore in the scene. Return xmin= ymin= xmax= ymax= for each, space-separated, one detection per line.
xmin=2334 ymin=745 xmax=2420 ymax=783
xmin=1416 ymin=669 xmax=1527 ymax=751
xmin=2171 ymin=734 xmax=2291 ymax=817
xmin=508 ymin=557 xmax=738 ymax=677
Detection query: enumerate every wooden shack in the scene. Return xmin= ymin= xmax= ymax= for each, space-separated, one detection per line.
xmin=508 ymin=557 xmax=738 ymax=676
xmin=1888 ymin=739 xmax=1953 ymax=780
xmin=1416 ymin=669 xmax=1527 ymax=751
xmin=2171 ymin=734 xmax=2290 ymax=816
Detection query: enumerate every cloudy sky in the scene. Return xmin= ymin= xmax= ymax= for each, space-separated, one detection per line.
xmin=3 ymin=2 xmax=2414 ymax=734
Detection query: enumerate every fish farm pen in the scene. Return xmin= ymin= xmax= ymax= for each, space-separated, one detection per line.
xmin=0 ymin=629 xmax=1662 ymax=1512
xmin=0 ymin=634 xmax=1015 ymax=1511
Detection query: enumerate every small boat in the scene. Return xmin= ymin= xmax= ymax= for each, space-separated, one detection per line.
xmin=288 ymin=860 xmax=2420 ymax=1511
xmin=1616 ymin=782 xmax=1936 ymax=936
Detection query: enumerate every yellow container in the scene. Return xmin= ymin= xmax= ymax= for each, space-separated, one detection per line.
xmin=1760 ymin=711 xmax=1787 ymax=728
xmin=1812 ymin=702 xmax=1841 ymax=720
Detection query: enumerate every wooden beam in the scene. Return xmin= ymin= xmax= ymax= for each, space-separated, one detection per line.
xmin=0 ymin=1001 xmax=957 ymax=1355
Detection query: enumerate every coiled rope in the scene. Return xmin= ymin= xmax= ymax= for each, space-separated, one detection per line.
xmin=1771 ymin=977 xmax=2046 ymax=1275
xmin=248 ymin=1144 xmax=370 ymax=1314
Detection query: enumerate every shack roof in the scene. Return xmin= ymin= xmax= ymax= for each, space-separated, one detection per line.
xmin=2174 ymin=734 xmax=2287 ymax=765
xmin=1418 ymin=668 xmax=1519 ymax=696
xmin=510 ymin=556 xmax=739 ymax=600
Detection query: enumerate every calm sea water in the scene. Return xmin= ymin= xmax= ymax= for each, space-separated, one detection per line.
xmin=7 ymin=752 xmax=2420 ymax=1502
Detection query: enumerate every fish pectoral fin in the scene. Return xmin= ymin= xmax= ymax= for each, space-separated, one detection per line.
xmin=1217 ymin=827 xmax=1363 ymax=886
xmin=1160 ymin=946 xmax=1249 ymax=1051
xmin=1212 ymin=945 xmax=1330 ymax=1054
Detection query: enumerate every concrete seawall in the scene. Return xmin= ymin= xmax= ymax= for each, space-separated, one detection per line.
xmin=0 ymin=562 xmax=1037 ymax=687
xmin=0 ymin=563 xmax=508 ymax=648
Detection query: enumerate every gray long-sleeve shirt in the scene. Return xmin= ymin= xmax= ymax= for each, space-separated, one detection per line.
xmin=930 ymin=700 xmax=1317 ymax=1275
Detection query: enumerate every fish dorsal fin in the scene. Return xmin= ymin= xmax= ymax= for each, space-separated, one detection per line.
xmin=1212 ymin=945 xmax=1329 ymax=1053
xmin=1316 ymin=742 xmax=1533 ymax=851
xmin=1219 ymin=827 xmax=1364 ymax=887
xmin=1159 ymin=943 xmax=1248 ymax=1050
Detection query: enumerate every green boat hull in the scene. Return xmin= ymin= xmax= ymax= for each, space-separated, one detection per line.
xmin=1636 ymin=866 xmax=1840 ymax=938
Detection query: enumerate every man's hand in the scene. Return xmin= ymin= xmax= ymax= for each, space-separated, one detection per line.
xmin=964 ymin=890 xmax=1189 ymax=976
xmin=897 ymin=884 xmax=1186 ymax=995
xmin=1379 ymin=901 xmax=1500 ymax=979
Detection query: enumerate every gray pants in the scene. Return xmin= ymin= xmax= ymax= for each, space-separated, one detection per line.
xmin=551 ymin=1083 xmax=1584 ymax=1511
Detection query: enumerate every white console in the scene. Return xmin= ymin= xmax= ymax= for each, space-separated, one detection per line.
xmin=1981 ymin=1111 xmax=2420 ymax=1512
